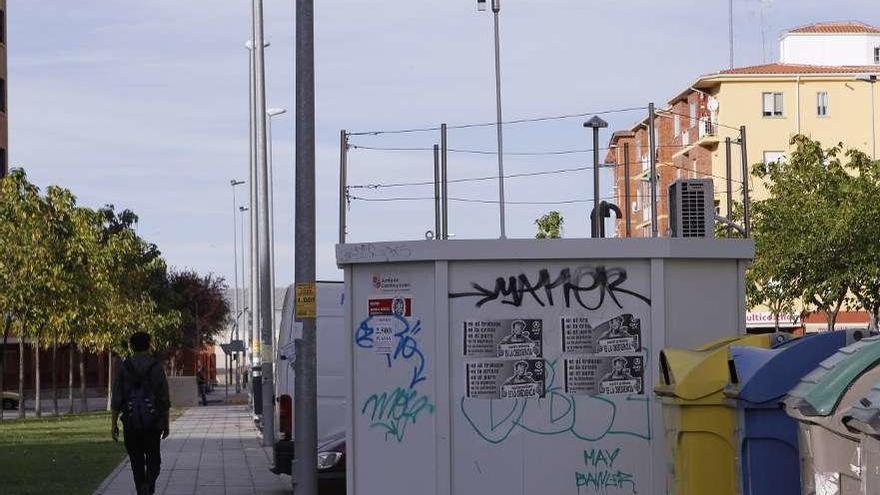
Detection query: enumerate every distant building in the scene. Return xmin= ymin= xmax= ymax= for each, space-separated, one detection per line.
xmin=608 ymin=21 xmax=880 ymax=330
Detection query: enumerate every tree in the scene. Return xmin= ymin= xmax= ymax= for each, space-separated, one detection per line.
xmin=535 ymin=211 xmax=564 ymax=239
xmin=751 ymin=136 xmax=877 ymax=331
xmin=164 ymin=270 xmax=230 ymax=375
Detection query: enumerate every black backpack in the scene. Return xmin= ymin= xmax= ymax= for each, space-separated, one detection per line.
xmin=123 ymin=359 xmax=159 ymax=432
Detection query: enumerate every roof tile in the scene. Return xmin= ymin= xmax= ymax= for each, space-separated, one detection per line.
xmin=788 ymin=21 xmax=880 ymax=34
xmin=718 ymin=63 xmax=880 ymax=75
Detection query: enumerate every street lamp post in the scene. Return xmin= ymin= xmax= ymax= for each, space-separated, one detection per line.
xmin=245 ymin=37 xmax=269 ymax=412
xmin=230 ymin=179 xmax=245 ymax=394
xmin=266 ymin=107 xmax=287 ymax=352
xmin=584 ymin=116 xmax=609 ymax=238
xmin=857 ymin=74 xmax=878 ymax=159
xmin=238 ymin=205 xmax=249 ymax=393
xmin=477 ymin=0 xmax=506 ymax=239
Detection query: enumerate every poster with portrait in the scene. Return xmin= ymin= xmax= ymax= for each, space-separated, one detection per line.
xmin=465 ymin=359 xmax=546 ymax=399
xmin=563 ymin=355 xmax=645 ymax=396
xmin=464 ymin=319 xmax=543 ymax=359
xmin=561 ymin=314 xmax=641 ymax=355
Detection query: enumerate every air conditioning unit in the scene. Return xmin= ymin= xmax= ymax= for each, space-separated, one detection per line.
xmin=668 ymin=179 xmax=715 ymax=238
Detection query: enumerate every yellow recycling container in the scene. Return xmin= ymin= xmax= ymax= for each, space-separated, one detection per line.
xmin=655 ymin=333 xmax=792 ymax=495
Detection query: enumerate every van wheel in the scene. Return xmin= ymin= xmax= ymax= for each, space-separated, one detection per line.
xmin=2 ymin=398 xmax=17 ymax=410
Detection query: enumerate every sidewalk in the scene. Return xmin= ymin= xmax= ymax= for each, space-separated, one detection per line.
xmin=95 ymin=404 xmax=290 ymax=495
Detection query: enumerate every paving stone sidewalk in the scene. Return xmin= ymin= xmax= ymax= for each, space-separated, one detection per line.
xmin=95 ymin=405 xmax=290 ymax=495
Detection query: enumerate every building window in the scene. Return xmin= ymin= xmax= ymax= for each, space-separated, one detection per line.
xmin=0 ymin=148 xmax=6 ymax=177
xmin=0 ymin=10 xmax=5 ymax=45
xmin=0 ymin=78 xmax=6 ymax=114
xmin=763 ymin=151 xmax=785 ymax=165
xmin=875 ymin=46 xmax=880 ymax=64
xmin=689 ymin=102 xmax=697 ymax=128
xmin=762 ymin=92 xmax=783 ymax=117
xmin=817 ymin=91 xmax=829 ymax=116
xmin=673 ymin=114 xmax=681 ymax=136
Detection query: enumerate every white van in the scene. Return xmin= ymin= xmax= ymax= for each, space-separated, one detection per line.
xmin=272 ymin=281 xmax=347 ymax=491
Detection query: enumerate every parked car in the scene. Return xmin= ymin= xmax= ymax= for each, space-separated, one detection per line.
xmin=2 ymin=391 xmax=20 ymax=410
xmin=315 ymin=432 xmax=346 ymax=494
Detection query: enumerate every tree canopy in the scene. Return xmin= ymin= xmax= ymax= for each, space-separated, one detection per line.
xmin=750 ymin=135 xmax=880 ymax=330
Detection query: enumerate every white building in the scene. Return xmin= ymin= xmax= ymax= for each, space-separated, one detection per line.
xmin=780 ymin=21 xmax=880 ymax=66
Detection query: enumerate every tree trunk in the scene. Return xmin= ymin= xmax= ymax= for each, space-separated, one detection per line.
xmin=67 ymin=340 xmax=74 ymax=414
xmin=79 ymin=350 xmax=87 ymax=413
xmin=34 ymin=344 xmax=41 ymax=418
xmin=18 ymin=334 xmax=25 ymax=419
xmin=106 ymin=351 xmax=113 ymax=412
xmin=0 ymin=316 xmax=11 ymax=422
xmin=52 ymin=336 xmax=58 ymax=416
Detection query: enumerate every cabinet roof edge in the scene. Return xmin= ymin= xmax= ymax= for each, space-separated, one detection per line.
xmin=335 ymin=239 xmax=755 ymax=266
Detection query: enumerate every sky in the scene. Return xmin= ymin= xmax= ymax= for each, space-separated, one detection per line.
xmin=8 ymin=0 xmax=880 ymax=286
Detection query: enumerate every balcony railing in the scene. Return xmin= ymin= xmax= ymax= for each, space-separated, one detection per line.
xmin=699 ymin=118 xmax=716 ymax=139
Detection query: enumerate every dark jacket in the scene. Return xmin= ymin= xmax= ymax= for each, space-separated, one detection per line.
xmin=111 ymin=352 xmax=171 ymax=427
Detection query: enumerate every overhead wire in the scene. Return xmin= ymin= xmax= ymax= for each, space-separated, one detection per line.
xmin=347 ymin=105 xmax=648 ymax=136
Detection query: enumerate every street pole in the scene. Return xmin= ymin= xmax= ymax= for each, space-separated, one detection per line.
xmin=648 ymin=103 xmax=659 ymax=237
xmin=433 ymin=144 xmax=441 ymax=238
xmin=441 ymin=123 xmax=448 ymax=240
xmin=623 ymin=143 xmax=631 ymax=238
xmin=252 ymin=0 xmax=274 ymax=447
xmin=584 ymin=116 xmax=608 ymax=238
xmin=739 ymin=125 xmax=751 ymax=237
xmin=230 ymin=179 xmax=245 ymax=394
xmin=339 ymin=130 xmax=348 ymax=245
xmin=238 ymin=205 xmax=249 ymax=394
xmin=267 ymin=107 xmax=287 ymax=355
xmin=725 ymin=137 xmax=733 ymax=233
xmin=246 ymin=37 xmax=261 ymax=410
xmin=294 ymin=0 xmax=318 ymax=491
xmin=492 ymin=0 xmax=506 ymax=238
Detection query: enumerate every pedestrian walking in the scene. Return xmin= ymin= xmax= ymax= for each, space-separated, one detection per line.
xmin=111 ymin=332 xmax=171 ymax=495
xmin=196 ymin=366 xmax=208 ymax=406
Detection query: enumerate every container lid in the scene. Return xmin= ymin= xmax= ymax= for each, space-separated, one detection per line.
xmin=842 ymin=383 xmax=880 ymax=437
xmin=656 ymin=333 xmax=786 ymax=401
xmin=784 ymin=334 xmax=880 ymax=418
xmin=726 ymin=330 xmax=856 ymax=404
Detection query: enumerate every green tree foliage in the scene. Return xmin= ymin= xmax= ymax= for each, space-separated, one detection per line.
xmin=535 ymin=211 xmax=564 ymax=239
xmin=0 ymin=171 xmax=233 ymax=414
xmin=751 ymin=136 xmax=880 ymax=331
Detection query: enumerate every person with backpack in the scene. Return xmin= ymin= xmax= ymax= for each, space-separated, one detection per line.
xmin=110 ymin=332 xmax=171 ymax=495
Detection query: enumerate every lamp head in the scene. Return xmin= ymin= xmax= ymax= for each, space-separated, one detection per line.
xmin=267 ymin=108 xmax=287 ymax=117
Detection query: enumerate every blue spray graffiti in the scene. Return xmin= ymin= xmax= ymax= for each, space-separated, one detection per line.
xmin=361 ymin=386 xmax=436 ymax=442
xmin=356 ymin=314 xmax=427 ymax=389
xmin=356 ymin=314 xmax=433 ymax=442
xmin=460 ymin=357 xmax=651 ymax=444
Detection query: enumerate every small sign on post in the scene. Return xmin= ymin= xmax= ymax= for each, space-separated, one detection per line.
xmin=295 ymin=282 xmax=317 ymax=319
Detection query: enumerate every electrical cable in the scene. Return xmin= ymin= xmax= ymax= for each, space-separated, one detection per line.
xmin=348 ymin=106 xmax=648 ymax=136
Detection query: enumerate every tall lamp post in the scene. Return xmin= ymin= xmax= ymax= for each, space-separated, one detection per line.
xmin=857 ymin=74 xmax=878 ymax=160
xmin=238 ymin=205 xmax=250 ymax=392
xmin=230 ymin=179 xmax=245 ymax=393
xmin=477 ymin=0 xmax=507 ymax=239
xmin=266 ymin=107 xmax=287 ymax=349
xmin=584 ymin=116 xmax=608 ymax=238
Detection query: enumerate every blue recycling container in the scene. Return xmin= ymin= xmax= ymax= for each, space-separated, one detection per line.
xmin=725 ymin=330 xmax=864 ymax=495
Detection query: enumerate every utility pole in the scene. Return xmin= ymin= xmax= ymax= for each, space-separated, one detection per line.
xmin=251 ymin=0 xmax=274 ymax=447
xmin=245 ymin=36 xmax=261 ymax=409
xmin=238 ymin=205 xmax=249 ymax=394
xmin=293 ymin=0 xmax=318 ymax=492
xmin=478 ymin=0 xmax=506 ymax=238
xmin=739 ymin=125 xmax=751 ymax=237
xmin=623 ymin=142 xmax=631 ymax=238
xmin=230 ymin=179 xmax=245 ymax=394
xmin=648 ymin=103 xmax=659 ymax=237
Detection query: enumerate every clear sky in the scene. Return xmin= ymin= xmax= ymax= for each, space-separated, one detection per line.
xmin=9 ymin=0 xmax=880 ymax=286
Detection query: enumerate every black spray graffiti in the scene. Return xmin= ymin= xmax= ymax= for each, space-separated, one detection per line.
xmin=449 ymin=266 xmax=651 ymax=309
